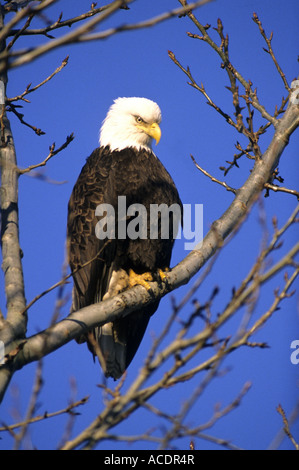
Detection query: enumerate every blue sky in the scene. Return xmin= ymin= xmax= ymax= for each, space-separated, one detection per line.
xmin=0 ymin=0 xmax=298 ymax=450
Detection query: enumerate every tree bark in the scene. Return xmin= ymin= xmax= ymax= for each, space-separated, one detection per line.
xmin=0 ymin=5 xmax=27 ymax=403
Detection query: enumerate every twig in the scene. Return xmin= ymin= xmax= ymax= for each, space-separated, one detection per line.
xmin=0 ymin=0 xmax=129 ymax=72
xmin=7 ymin=102 xmax=46 ymax=135
xmin=57 ymin=378 xmax=88 ymax=449
xmin=79 ymin=0 xmax=213 ymax=42
xmin=197 ymin=382 xmax=252 ymax=433
xmin=7 ymin=56 xmax=69 ymax=103
xmin=252 ymin=13 xmax=290 ymax=93
xmin=168 ymin=51 xmax=241 ymax=132
xmin=21 ymin=242 xmax=110 ymax=316
xmin=264 ymin=182 xmax=299 ymax=200
xmin=0 ymin=396 xmax=89 ymax=433
xmin=6 ymin=11 xmax=35 ymax=51
xmin=268 ymin=400 xmax=299 ymax=450
xmin=12 ymin=360 xmax=44 ymax=450
xmin=6 ymin=2 xmax=120 ymax=38
xmin=237 ymin=265 xmax=299 ymax=345
xmin=178 ymin=0 xmax=278 ymax=127
xmin=60 ymin=237 xmax=298 ymax=450
xmin=0 ymin=0 xmax=57 ymax=44
xmin=190 ymin=154 xmax=236 ymax=194
xmin=276 ymin=404 xmax=299 ymax=450
xmin=0 ymin=1 xmax=212 ymax=73
xmin=18 ymin=133 xmax=74 ymax=175
xmin=21 ymin=169 xmax=67 ymax=185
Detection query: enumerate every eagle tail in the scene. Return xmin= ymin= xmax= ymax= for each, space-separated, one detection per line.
xmin=97 ymin=322 xmax=126 ymax=380
xmin=86 ymin=268 xmax=159 ymax=380
xmin=89 ymin=309 xmax=153 ymax=380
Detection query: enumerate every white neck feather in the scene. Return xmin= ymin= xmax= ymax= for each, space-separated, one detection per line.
xmin=100 ymin=123 xmax=153 ymax=152
xmin=99 ymin=97 xmax=161 ymax=152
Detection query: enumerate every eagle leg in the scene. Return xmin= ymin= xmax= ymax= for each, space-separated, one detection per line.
xmin=128 ymin=268 xmax=153 ymax=291
xmin=157 ymin=267 xmax=170 ymax=283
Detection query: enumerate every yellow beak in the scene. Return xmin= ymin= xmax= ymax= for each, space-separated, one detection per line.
xmin=136 ymin=122 xmax=161 ymax=145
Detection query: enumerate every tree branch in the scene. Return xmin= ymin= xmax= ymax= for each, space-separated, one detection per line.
xmin=6 ymin=2 xmax=123 ymax=38
xmin=190 ymin=154 xmax=237 ymax=194
xmin=252 ymin=13 xmax=290 ymax=94
xmin=0 ymin=0 xmax=130 ymax=72
xmin=179 ymin=0 xmax=278 ymax=127
xmin=0 ymin=0 xmax=212 ymax=73
xmin=7 ymin=55 xmax=69 ymax=103
xmin=18 ymin=133 xmax=74 ymax=175
xmin=0 ymin=4 xmax=27 ymax=407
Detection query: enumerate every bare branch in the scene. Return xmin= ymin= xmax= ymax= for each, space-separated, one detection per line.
xmin=19 ymin=133 xmax=74 ymax=175
xmin=269 ymin=401 xmax=299 ymax=450
xmin=252 ymin=13 xmax=291 ymax=93
xmin=0 ymin=396 xmax=89 ymax=433
xmin=78 ymin=0 xmax=213 ymax=42
xmin=276 ymin=404 xmax=299 ymax=450
xmin=0 ymin=13 xmax=26 ymax=327
xmin=160 ymin=381 xmax=251 ymax=449
xmin=7 ymin=55 xmax=69 ymax=103
xmin=168 ymin=51 xmax=241 ymax=131
xmin=190 ymin=154 xmax=237 ymax=194
xmin=20 ymin=241 xmax=110 ymax=316
xmin=178 ymin=0 xmax=278 ymax=126
xmin=264 ymin=182 xmax=299 ymax=200
xmin=12 ymin=360 xmax=43 ymax=450
xmin=0 ymin=0 xmax=212 ymax=73
xmin=6 ymin=11 xmax=35 ymax=51
xmin=0 ymin=0 xmax=57 ymax=43
xmin=0 ymin=0 xmax=131 ymax=72
xmin=7 ymin=102 xmax=46 ymax=134
xmin=6 ymin=2 xmax=123 ymax=38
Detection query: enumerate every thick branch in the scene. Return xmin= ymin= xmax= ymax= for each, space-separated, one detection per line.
xmin=0 ymin=5 xmax=27 ymax=405
xmin=0 ymin=0 xmax=212 ymax=73
xmin=0 ymin=112 xmax=26 ymax=321
xmin=0 ymin=0 xmax=130 ymax=72
xmin=0 ymin=8 xmax=26 ymax=330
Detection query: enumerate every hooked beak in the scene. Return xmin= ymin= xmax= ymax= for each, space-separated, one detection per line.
xmin=136 ymin=121 xmax=161 ymax=145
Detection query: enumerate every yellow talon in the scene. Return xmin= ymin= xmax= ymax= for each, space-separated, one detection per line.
xmin=128 ymin=269 xmax=153 ymax=291
xmin=158 ymin=268 xmax=170 ymax=283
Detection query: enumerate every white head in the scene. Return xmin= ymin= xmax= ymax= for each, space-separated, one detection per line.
xmin=99 ymin=97 xmax=162 ymax=152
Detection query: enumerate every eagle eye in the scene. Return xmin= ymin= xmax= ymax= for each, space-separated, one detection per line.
xmin=135 ymin=116 xmax=144 ymax=124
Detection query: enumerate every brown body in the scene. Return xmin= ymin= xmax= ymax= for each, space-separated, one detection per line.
xmin=67 ymin=145 xmax=182 ymax=379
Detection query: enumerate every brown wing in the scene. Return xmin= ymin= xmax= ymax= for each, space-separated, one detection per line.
xmin=67 ymin=146 xmax=182 ymax=379
xmin=67 ymin=147 xmax=116 ymax=313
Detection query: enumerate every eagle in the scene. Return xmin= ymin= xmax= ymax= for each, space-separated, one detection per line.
xmin=67 ymin=97 xmax=182 ymax=379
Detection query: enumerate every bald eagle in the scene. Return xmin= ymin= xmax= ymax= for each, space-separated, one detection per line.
xmin=67 ymin=97 xmax=182 ymax=379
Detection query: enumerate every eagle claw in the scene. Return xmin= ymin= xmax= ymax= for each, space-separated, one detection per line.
xmin=128 ymin=269 xmax=153 ymax=292
xmin=157 ymin=268 xmax=170 ymax=285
